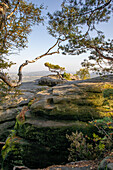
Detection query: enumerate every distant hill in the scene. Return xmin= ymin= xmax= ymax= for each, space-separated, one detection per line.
xmin=8 ymin=71 xmax=103 ymax=82
xmin=9 ymin=71 xmax=51 ymax=82
xmin=9 ymin=71 xmax=99 ymax=82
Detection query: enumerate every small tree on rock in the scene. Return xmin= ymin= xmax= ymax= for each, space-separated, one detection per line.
xmin=44 ymin=62 xmax=65 ymax=79
xmin=76 ymin=68 xmax=90 ymax=80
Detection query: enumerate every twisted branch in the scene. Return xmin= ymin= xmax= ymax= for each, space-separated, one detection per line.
xmin=0 ymin=39 xmax=64 ymax=87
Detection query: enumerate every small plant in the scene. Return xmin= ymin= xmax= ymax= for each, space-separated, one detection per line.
xmin=17 ymin=106 xmax=28 ymax=122
xmin=89 ymin=117 xmax=113 ymax=141
xmin=44 ymin=62 xmax=65 ymax=79
xmin=66 ymin=131 xmax=112 ymax=161
xmin=63 ymin=72 xmax=71 ymax=80
xmin=76 ymin=68 xmax=90 ymax=80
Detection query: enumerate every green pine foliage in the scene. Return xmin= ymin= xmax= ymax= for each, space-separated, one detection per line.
xmin=0 ymin=0 xmax=44 ymax=57
xmin=63 ymin=72 xmax=71 ymax=80
xmin=44 ymin=62 xmax=65 ymax=71
xmin=0 ymin=0 xmax=44 ymax=95
xmin=44 ymin=62 xmax=65 ymax=79
xmin=48 ymin=0 xmax=113 ymax=74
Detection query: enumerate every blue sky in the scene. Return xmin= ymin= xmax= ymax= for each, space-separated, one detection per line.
xmin=8 ymin=0 xmax=113 ymax=74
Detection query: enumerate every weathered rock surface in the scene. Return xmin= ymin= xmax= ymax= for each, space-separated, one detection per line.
xmin=12 ymin=159 xmax=99 ymax=170
xmin=38 ymin=75 xmax=67 ymax=86
xmin=0 ymin=80 xmax=48 ymax=141
xmin=98 ymin=155 xmax=113 ymax=170
xmin=1 ymin=75 xmax=113 ymax=170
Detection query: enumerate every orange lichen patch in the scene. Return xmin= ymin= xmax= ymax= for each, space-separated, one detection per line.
xmin=17 ymin=106 xmax=28 ymax=121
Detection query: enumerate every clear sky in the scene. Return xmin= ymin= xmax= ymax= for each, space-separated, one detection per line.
xmin=8 ymin=0 xmax=113 ymax=74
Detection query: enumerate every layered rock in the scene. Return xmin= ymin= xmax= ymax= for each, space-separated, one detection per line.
xmin=1 ymin=75 xmax=113 ymax=169
xmin=0 ymin=81 xmax=48 ymax=142
xmin=38 ymin=75 xmax=66 ymax=86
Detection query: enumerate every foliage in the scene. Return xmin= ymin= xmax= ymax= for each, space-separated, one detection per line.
xmin=66 ymin=131 xmax=112 ymax=161
xmin=0 ymin=0 xmax=43 ymax=72
xmin=48 ymin=0 xmax=113 ymax=74
xmin=44 ymin=62 xmax=65 ymax=79
xmin=89 ymin=117 xmax=113 ymax=138
xmin=17 ymin=106 xmax=28 ymax=122
xmin=0 ymin=0 xmax=43 ymax=89
xmin=0 ymin=0 xmax=43 ymax=57
xmin=0 ymin=80 xmax=22 ymax=103
xmin=44 ymin=62 xmax=65 ymax=71
xmin=103 ymin=88 xmax=113 ymax=98
xmin=75 ymin=68 xmax=90 ymax=80
xmin=63 ymin=72 xmax=71 ymax=80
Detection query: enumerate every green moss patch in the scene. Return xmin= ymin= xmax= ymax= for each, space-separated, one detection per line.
xmin=2 ymin=121 xmax=97 ymax=169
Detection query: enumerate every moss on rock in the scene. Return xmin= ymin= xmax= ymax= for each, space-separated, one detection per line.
xmin=2 ymin=118 xmax=97 ymax=169
xmin=1 ymin=81 xmax=113 ymax=169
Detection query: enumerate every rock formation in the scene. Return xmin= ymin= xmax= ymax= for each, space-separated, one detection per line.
xmin=0 ymin=75 xmax=113 ymax=169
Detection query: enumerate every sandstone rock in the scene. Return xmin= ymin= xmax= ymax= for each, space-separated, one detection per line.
xmin=1 ymin=75 xmax=113 ymax=169
xmin=2 ymin=118 xmax=96 ymax=170
xmin=0 ymin=108 xmax=22 ymax=123
xmin=98 ymin=156 xmax=113 ymax=170
xmin=0 ymin=107 xmax=22 ymax=141
xmin=38 ymin=76 xmax=66 ymax=86
xmin=107 ymin=163 xmax=113 ymax=170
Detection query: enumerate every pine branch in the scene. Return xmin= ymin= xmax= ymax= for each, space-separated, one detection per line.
xmin=7 ymin=0 xmax=20 ymax=19
xmin=77 ymin=0 xmax=112 ymax=16
xmin=94 ymin=47 xmax=113 ymax=61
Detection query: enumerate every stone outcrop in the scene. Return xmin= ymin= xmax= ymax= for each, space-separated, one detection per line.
xmin=98 ymin=155 xmax=113 ymax=170
xmin=1 ymin=75 xmax=113 ymax=170
xmin=38 ymin=74 xmax=79 ymax=86
xmin=0 ymin=81 xmax=48 ymax=142
xmin=38 ymin=75 xmax=67 ymax=86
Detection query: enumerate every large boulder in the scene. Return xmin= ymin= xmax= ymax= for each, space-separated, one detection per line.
xmin=38 ymin=76 xmax=66 ymax=86
xmin=1 ymin=76 xmax=113 ymax=169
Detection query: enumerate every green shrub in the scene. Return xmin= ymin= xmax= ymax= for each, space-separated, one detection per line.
xmin=76 ymin=68 xmax=90 ymax=80
xmin=103 ymin=88 xmax=113 ymax=98
xmin=63 ymin=72 xmax=71 ymax=80
xmin=66 ymin=131 xmax=112 ymax=161
xmin=89 ymin=117 xmax=113 ymax=139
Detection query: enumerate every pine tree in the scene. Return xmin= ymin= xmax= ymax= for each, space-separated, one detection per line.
xmin=0 ymin=0 xmax=63 ymax=87
xmin=48 ymin=0 xmax=113 ymax=74
xmin=44 ymin=62 xmax=65 ymax=79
